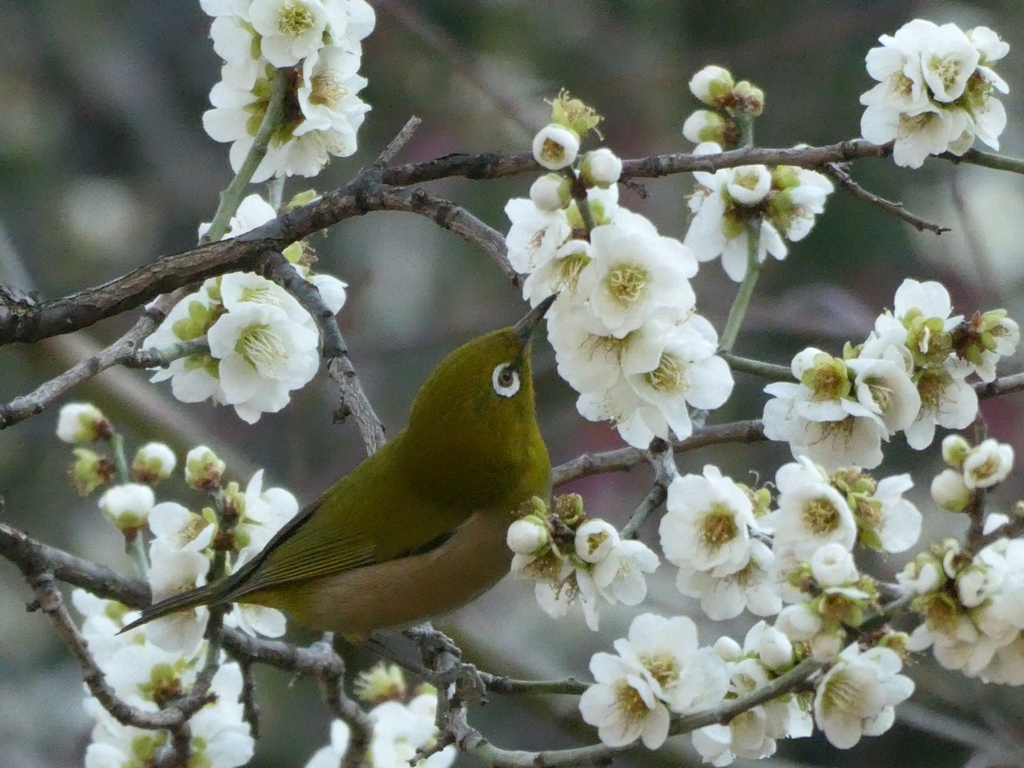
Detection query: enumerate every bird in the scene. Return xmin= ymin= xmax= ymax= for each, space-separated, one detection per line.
xmin=123 ymin=296 xmax=554 ymax=637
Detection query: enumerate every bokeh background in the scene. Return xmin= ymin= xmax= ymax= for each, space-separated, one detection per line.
xmin=2 ymin=1 xmax=1024 ymax=766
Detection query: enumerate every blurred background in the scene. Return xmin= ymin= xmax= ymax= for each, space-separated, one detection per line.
xmin=2 ymin=0 xmax=1024 ymax=766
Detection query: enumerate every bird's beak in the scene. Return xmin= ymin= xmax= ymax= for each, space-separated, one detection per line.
xmin=513 ymin=294 xmax=557 ymax=345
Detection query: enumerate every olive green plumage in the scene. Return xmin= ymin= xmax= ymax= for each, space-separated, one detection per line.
xmin=124 ymin=301 xmax=552 ymax=636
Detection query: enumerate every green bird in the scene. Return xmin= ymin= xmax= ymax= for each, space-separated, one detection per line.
xmin=124 ymin=297 xmax=553 ymax=637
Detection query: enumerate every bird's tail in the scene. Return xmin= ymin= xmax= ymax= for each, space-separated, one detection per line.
xmin=119 ymin=582 xmax=222 ymax=634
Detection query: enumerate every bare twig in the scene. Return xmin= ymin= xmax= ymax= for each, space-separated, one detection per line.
xmin=824 ymin=162 xmax=950 ymax=234
xmin=620 ymin=438 xmax=677 ymax=539
xmin=375 ymin=116 xmax=422 ymax=166
xmin=0 ymin=299 xmax=167 ymax=429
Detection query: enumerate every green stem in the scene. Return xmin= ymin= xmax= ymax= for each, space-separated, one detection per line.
xmin=201 ymin=69 xmax=290 ymax=245
xmin=108 ymin=433 xmax=131 ymax=484
xmin=566 ymin=169 xmax=597 ymax=232
xmin=720 ymin=352 xmax=793 ymax=381
xmin=955 ymin=148 xmax=1024 ymax=175
xmin=737 ymin=114 xmax=755 ymax=149
xmin=719 ymin=219 xmax=762 ymax=352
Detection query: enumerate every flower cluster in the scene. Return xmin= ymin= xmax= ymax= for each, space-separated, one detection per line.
xmin=763 ymin=279 xmax=1018 ymax=469
xmin=579 ymin=613 xmax=729 ymax=749
xmin=201 ymin=0 xmax=374 ymax=180
xmin=57 ymin=408 xmax=307 ymax=768
xmin=305 ymin=665 xmax=456 ymax=768
xmin=680 ymin=66 xmax=834 ymax=283
xmin=682 ymin=65 xmax=765 ymax=148
xmin=932 ymin=434 xmax=1015 ymax=511
xmin=78 ymin=596 xmax=255 ymax=768
xmin=692 ymin=622 xmax=813 ymax=764
xmin=860 ymin=19 xmax=1010 ymax=168
xmin=901 ymin=528 xmax=1024 ymax=684
xmin=682 ymin=145 xmax=834 ymax=282
xmin=658 ymin=465 xmax=781 ymax=620
xmin=146 ymin=194 xmax=347 ymax=423
xmin=507 ymin=93 xmax=734 ymax=448
xmin=507 ymin=495 xmax=658 ymax=630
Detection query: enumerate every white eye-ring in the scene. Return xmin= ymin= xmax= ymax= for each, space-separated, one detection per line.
xmin=492 ymin=362 xmax=521 ymax=398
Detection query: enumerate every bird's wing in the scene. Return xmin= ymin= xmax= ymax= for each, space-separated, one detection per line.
xmin=221 ymin=435 xmax=472 ymax=601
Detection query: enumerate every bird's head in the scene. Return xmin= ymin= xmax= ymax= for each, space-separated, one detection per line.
xmin=402 ymin=296 xmax=555 ymax=507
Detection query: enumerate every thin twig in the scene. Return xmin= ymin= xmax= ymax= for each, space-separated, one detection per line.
xmin=375 ymin=116 xmax=422 ymax=166
xmin=825 ymin=162 xmax=949 ymax=234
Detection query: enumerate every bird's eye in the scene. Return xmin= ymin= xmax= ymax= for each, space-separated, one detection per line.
xmin=492 ymin=362 xmax=520 ymax=398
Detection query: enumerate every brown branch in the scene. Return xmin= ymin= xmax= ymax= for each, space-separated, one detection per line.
xmin=824 ymin=162 xmax=950 ymax=235
xmin=551 ymin=420 xmax=767 ymax=486
xmin=0 ymin=297 xmax=168 ymax=429
xmin=5 ymin=139 xmax=1023 ymax=349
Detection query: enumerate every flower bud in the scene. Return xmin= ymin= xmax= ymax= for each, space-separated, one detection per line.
xmin=930 ymin=468 xmax=970 ymax=512
xmin=755 ymin=625 xmax=794 ymax=671
xmin=713 ymin=636 xmax=742 ymax=661
xmin=963 ymin=439 xmax=1014 ymax=489
xmin=529 ymin=173 xmax=571 ymax=211
xmin=99 ymin=483 xmax=155 ymax=537
xmin=579 ymin=148 xmax=622 ymax=189
xmin=71 ymin=448 xmax=114 ymax=496
xmin=185 ymin=446 xmax=225 ymax=492
xmin=507 ymin=516 xmax=550 ymax=555
xmin=776 ymin=603 xmax=821 ymax=641
xmin=532 ymin=124 xmax=580 ymax=170
xmin=810 ymin=543 xmax=858 ymax=587
xmin=810 ymin=631 xmax=843 ymax=661
xmin=941 ymin=434 xmax=971 ymax=467
xmin=689 ymin=65 xmax=734 ymax=106
xmin=132 ymin=442 xmax=177 ymax=483
xmin=732 ymin=80 xmax=765 ymax=117
xmin=56 ymin=403 xmax=112 ymax=444
xmin=682 ymin=109 xmax=726 ymax=144
xmin=574 ymin=519 xmax=620 ymax=563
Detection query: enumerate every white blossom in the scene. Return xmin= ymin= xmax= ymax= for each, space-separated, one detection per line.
xmin=148 ymin=501 xmax=215 ymax=553
xmin=207 ymin=302 xmax=320 ymax=424
xmin=145 ymin=546 xmax=210 ymax=654
xmin=963 ymin=438 xmax=1014 ymax=489
xmin=615 ymin=614 xmax=730 ymax=713
xmin=676 ymin=539 xmax=782 ymax=620
xmin=659 ymin=465 xmax=757 ymax=576
xmin=579 ymin=648 xmax=671 ymax=748
xmin=249 ymin=0 xmax=330 ymax=68
xmin=813 ymin=644 xmax=914 ymax=749
xmin=763 ymin=459 xmax=857 ymax=567
xmin=577 ymin=224 xmax=697 ymax=337
xmin=532 ymin=124 xmax=580 ymax=170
